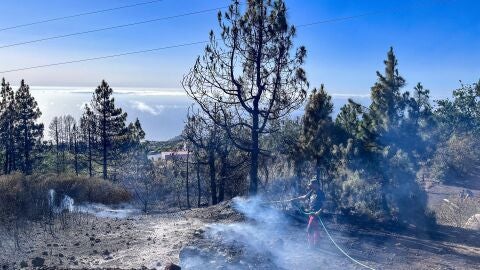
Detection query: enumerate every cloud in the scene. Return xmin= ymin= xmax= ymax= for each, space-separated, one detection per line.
xmin=30 ymin=86 xmax=186 ymax=96
xmin=130 ymin=101 xmax=162 ymax=115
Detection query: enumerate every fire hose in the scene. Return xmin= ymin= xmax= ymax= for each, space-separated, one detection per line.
xmin=298 ymin=208 xmax=376 ymax=270
xmin=265 ymin=199 xmax=376 ymax=270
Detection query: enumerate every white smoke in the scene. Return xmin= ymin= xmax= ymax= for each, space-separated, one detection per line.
xmin=47 ymin=189 xmax=139 ymax=219
xmin=181 ymin=197 xmax=352 ymax=269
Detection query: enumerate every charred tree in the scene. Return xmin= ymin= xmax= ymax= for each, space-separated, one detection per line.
xmin=183 ymin=0 xmax=308 ymax=195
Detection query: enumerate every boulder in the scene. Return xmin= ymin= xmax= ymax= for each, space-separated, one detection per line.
xmin=31 ymin=257 xmax=45 ymax=267
xmin=164 ymin=262 xmax=181 ymax=270
xmin=464 ymin=214 xmax=480 ymax=230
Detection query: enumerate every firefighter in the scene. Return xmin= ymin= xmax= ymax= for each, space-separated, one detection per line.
xmin=293 ymin=178 xmax=325 ymax=248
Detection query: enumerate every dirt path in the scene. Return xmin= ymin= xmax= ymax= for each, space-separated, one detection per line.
xmin=1 ymin=213 xmax=206 ymax=269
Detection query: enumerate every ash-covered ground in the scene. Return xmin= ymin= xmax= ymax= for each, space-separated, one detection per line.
xmin=1 ymin=187 xmax=480 ymax=269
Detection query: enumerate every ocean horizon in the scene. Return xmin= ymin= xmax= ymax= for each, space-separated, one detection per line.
xmin=29 ymin=85 xmax=373 ymax=141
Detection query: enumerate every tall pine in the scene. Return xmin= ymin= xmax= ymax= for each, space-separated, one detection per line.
xmin=301 ymin=85 xmax=335 ymax=186
xmin=362 ymin=48 xmax=428 ymax=224
xmin=90 ymin=80 xmax=127 ymax=180
xmin=15 ymin=80 xmax=43 ymax=175
xmin=0 ymin=78 xmax=16 ymax=174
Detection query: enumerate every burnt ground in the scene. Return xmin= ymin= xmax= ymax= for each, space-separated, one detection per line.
xmin=1 ymin=185 xmax=479 ymax=270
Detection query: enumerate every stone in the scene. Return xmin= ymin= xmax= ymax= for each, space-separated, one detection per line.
xmin=464 ymin=214 xmax=480 ymax=230
xmin=164 ymin=263 xmax=181 ymax=270
xmin=31 ymin=257 xmax=45 ymax=267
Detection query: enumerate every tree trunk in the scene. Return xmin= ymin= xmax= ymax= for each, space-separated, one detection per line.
xmin=55 ymin=125 xmax=59 ymax=175
xmin=186 ymin=150 xmax=191 ymax=208
xmin=24 ymin=126 xmax=31 ymax=175
xmin=102 ymin=134 xmax=107 ymax=180
xmin=316 ymin=157 xmax=324 ymax=190
xmin=218 ymin=151 xmax=227 ymax=202
xmin=196 ymin=160 xmax=201 ymax=207
xmin=249 ymin=113 xmax=259 ymax=195
xmin=88 ymin=131 xmax=93 ymax=177
xmin=74 ymin=137 xmax=79 ymax=176
xmin=208 ymin=150 xmax=217 ymax=205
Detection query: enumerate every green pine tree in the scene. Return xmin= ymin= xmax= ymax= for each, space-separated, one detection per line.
xmin=301 ymin=84 xmax=335 ymax=186
xmin=0 ymin=78 xmax=16 ymax=174
xmin=90 ymin=80 xmax=127 ymax=180
xmin=14 ymin=79 xmax=43 ymax=175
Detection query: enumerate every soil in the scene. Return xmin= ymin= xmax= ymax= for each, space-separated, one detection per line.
xmin=1 ymin=187 xmax=479 ymax=269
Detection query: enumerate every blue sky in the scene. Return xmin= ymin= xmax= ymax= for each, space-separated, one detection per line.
xmin=0 ymin=0 xmax=478 ymax=97
xmin=0 ymin=0 xmax=479 ymax=140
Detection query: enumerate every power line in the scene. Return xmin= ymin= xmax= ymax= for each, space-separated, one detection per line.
xmin=0 ymin=6 xmax=228 ymax=49
xmin=297 ymin=11 xmax=383 ymax=28
xmin=0 ymin=11 xmax=382 ymax=74
xmin=0 ymin=0 xmax=165 ymax=32
xmin=0 ymin=41 xmax=209 ymax=74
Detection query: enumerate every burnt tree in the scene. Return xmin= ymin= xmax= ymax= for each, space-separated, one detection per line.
xmin=183 ymin=0 xmax=308 ymax=194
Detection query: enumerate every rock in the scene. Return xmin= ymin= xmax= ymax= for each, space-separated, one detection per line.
xmin=464 ymin=214 xmax=480 ymax=230
xmin=102 ymin=250 xmax=110 ymax=256
xmin=95 ymin=238 xmax=101 ymax=243
xmin=20 ymin=261 xmax=28 ymax=268
xmin=58 ymin=253 xmax=64 ymax=257
xmin=42 ymin=251 xmax=48 ymax=256
xmin=31 ymin=257 xmax=45 ymax=267
xmin=164 ymin=263 xmax=181 ymax=270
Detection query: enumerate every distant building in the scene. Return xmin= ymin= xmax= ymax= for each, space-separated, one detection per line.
xmin=148 ymin=142 xmax=189 ymax=162
xmin=160 ymin=151 xmax=189 ymax=161
xmin=148 ymin=151 xmax=189 ymax=162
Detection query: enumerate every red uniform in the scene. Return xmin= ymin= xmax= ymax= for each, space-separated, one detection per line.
xmin=304 ymin=188 xmax=324 ymax=248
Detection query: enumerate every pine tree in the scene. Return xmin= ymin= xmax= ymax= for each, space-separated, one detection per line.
xmin=301 ymin=85 xmax=335 ymax=186
xmin=360 ymin=48 xmax=428 ymax=224
xmin=14 ymin=80 xmax=43 ymax=175
xmin=369 ymin=47 xmax=406 ymax=135
xmin=48 ymin=116 xmax=61 ymax=174
xmin=90 ymin=80 xmax=127 ymax=180
xmin=336 ymin=100 xmax=363 ymax=139
xmin=80 ymin=105 xmax=96 ymax=177
xmin=0 ymin=78 xmax=16 ymax=174
xmin=183 ymin=0 xmax=308 ymax=195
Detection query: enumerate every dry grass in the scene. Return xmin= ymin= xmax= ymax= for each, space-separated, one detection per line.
xmin=436 ymin=195 xmax=480 ymax=228
xmin=0 ymin=173 xmax=131 ymax=222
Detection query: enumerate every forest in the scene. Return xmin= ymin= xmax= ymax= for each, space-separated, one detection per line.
xmin=0 ymin=0 xmax=479 ymax=269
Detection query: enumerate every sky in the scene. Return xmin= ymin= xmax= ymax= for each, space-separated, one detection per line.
xmin=0 ymin=0 xmax=478 ymax=140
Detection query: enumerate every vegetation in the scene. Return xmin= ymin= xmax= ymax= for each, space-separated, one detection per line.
xmin=0 ymin=173 xmax=131 ymax=221
xmin=0 ymin=0 xmax=478 ymax=230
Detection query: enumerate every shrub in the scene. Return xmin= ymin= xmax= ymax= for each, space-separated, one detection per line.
xmin=430 ymin=133 xmax=480 ymax=182
xmin=0 ymin=173 xmax=131 ymax=222
xmin=436 ymin=195 xmax=480 ymax=228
